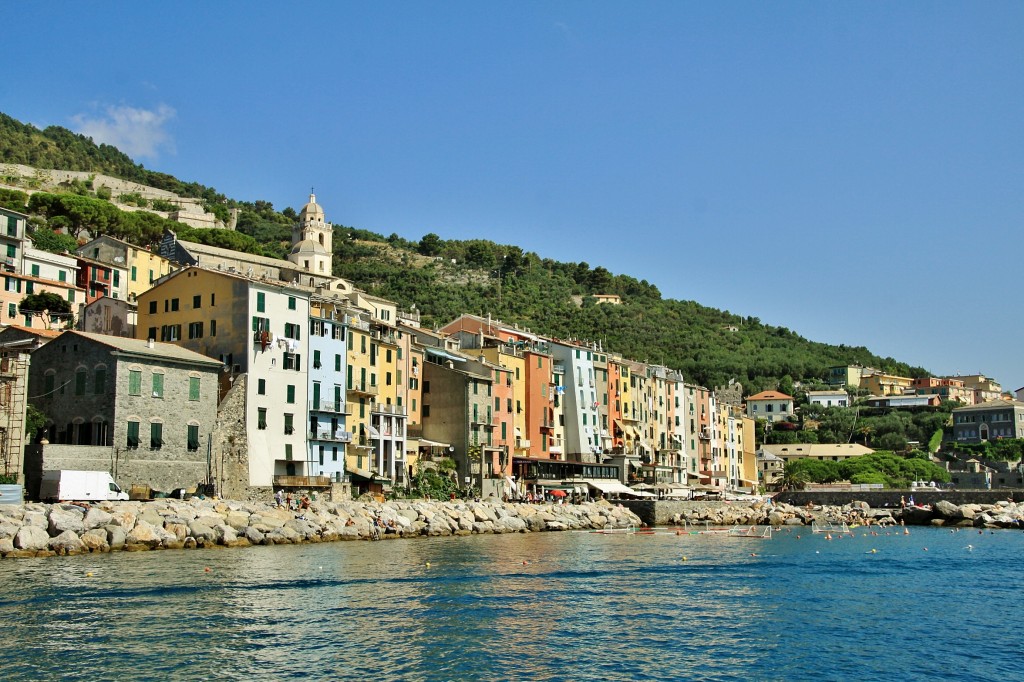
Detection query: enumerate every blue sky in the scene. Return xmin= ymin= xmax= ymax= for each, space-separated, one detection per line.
xmin=4 ymin=2 xmax=1022 ymax=390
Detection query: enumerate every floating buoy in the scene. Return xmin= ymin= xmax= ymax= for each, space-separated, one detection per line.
xmin=681 ymin=556 xmax=687 ymax=561
xmin=86 ymin=572 xmax=93 ymax=577
xmin=425 ymin=562 xmax=431 ymax=568
xmin=204 ymin=567 xmax=211 ymax=572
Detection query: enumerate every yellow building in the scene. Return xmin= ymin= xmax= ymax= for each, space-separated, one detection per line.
xmin=860 ymin=372 xmax=914 ymax=396
xmin=77 ymin=235 xmax=175 ymax=302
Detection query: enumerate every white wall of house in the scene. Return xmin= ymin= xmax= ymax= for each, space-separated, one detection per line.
xmin=246 ymin=286 xmax=310 ymax=487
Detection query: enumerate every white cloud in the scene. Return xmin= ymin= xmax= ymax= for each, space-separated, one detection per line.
xmin=71 ymin=104 xmax=176 ymax=159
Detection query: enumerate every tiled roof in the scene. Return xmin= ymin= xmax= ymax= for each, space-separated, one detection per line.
xmin=747 ymin=391 xmax=794 ymax=401
xmin=63 ymin=331 xmax=222 ymax=367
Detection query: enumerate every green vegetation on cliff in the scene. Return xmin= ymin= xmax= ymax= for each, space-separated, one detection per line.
xmin=1 ymin=111 xmax=927 ymax=392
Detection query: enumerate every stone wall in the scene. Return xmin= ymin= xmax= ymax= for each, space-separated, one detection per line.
xmin=775 ymin=489 xmax=1023 ymax=508
xmin=23 ymin=443 xmax=208 ymax=500
xmin=619 ymin=499 xmax=737 ymax=526
xmin=210 ymin=374 xmax=250 ymax=501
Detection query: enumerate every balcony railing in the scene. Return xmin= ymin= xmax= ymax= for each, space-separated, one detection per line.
xmin=539 ymin=419 xmax=555 ymax=430
xmin=347 ymin=383 xmax=379 ymax=396
xmin=372 ymin=403 xmax=407 ymax=416
xmin=342 ymin=315 xmax=370 ymax=331
xmin=310 ymin=400 xmax=351 ymax=415
xmin=273 ymin=475 xmax=332 ymax=488
xmin=310 ymin=430 xmax=353 ymax=443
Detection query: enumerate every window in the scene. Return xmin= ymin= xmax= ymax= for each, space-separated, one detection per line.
xmin=30 ymin=264 xmax=39 ymax=277
xmin=126 ymin=420 xmax=140 ymax=449
xmin=188 ymin=321 xmax=204 ymax=339
xmin=193 ymin=294 xmax=201 ymax=309
xmin=6 ymin=303 xmax=14 ymax=318
xmin=189 ymin=377 xmax=200 ymax=401
xmin=6 ymin=245 xmax=15 ymax=258
xmin=285 ymin=443 xmax=293 ymax=461
xmin=131 ymin=266 xmax=137 ymax=282
xmin=287 ymin=385 xmax=295 ymax=403
xmin=284 ymin=322 xmax=301 ymax=340
xmin=150 ymin=422 xmax=163 ymax=450
xmin=149 ymin=301 xmax=157 ymax=314
xmin=258 ymin=379 xmax=266 ymax=395
xmin=187 ymin=424 xmax=200 ymax=451
xmin=113 ymin=271 xmax=120 ymax=287
xmin=170 ymin=298 xmax=179 ymax=312
xmin=256 ymin=292 xmax=266 ymax=312
xmin=94 ymin=368 xmax=105 ymax=395
xmin=313 ymin=350 xmax=321 ymax=369
xmin=335 ymin=354 xmax=342 ymax=372
xmin=284 ymin=413 xmax=294 ymax=435
xmin=288 ymin=296 xmax=296 ymax=310
xmin=211 ymin=293 xmax=215 ymax=306
xmin=422 ymin=404 xmax=430 ymax=417
xmin=152 ymin=372 xmax=164 ymax=398
xmin=258 ymin=408 xmax=267 ymax=430
xmin=129 ymin=370 xmax=142 ymax=396
xmin=386 ymin=372 xmax=392 ymax=386
xmin=211 ymin=320 xmax=216 ymax=336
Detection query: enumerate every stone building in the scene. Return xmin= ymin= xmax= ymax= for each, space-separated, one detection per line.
xmin=24 ymin=331 xmax=221 ymax=498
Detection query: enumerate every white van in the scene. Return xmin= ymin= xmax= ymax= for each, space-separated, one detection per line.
xmin=39 ymin=470 xmax=129 ymax=502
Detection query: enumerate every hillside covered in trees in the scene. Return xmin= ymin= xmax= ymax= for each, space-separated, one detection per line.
xmin=1 ymin=112 xmax=928 ymax=392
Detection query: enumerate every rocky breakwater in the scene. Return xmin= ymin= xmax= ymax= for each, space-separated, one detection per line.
xmin=0 ymin=498 xmax=642 ymax=558
xmin=667 ymin=498 xmax=1024 ymax=530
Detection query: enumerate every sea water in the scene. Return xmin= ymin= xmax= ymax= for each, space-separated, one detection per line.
xmin=0 ymin=526 xmax=1020 ymax=682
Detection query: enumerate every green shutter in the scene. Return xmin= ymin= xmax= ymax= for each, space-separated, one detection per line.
xmin=189 ymin=376 xmax=200 ymax=401
xmin=127 ymin=421 xmax=139 ymax=448
xmin=75 ymin=370 xmax=86 ymax=395
xmin=94 ymin=368 xmax=105 ymax=395
xmin=287 ymin=385 xmax=295 ymax=403
xmin=152 ymin=373 xmax=164 ymax=397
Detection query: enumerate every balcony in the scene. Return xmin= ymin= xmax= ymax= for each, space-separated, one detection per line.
xmin=539 ymin=419 xmax=555 ymax=431
xmin=370 ymin=329 xmax=398 ymax=345
xmin=310 ymin=430 xmax=353 ymax=443
xmin=310 ymin=400 xmax=351 ymax=415
xmin=372 ymin=403 xmax=407 ymax=416
xmin=342 ymin=314 xmax=370 ymax=331
xmin=698 ymin=429 xmax=711 ymax=440
xmin=347 ymin=383 xmax=379 ymax=397
xmin=273 ymin=475 xmax=332 ymax=488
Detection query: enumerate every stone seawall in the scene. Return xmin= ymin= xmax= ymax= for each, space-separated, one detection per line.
xmin=0 ymin=498 xmax=642 ymax=559
xmin=621 ymin=497 xmax=1024 ymax=530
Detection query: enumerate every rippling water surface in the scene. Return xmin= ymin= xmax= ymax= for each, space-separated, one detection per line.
xmin=1 ymin=526 xmax=1020 ymax=681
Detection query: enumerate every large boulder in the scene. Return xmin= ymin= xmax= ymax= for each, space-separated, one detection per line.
xmin=83 ymin=507 xmax=114 ymax=530
xmin=126 ymin=520 xmax=169 ymax=548
xmin=188 ymin=521 xmax=218 ymax=544
xmin=48 ymin=530 xmax=85 ymax=554
xmin=48 ymin=508 xmax=86 ymax=535
xmin=243 ymin=526 xmax=266 ymax=545
xmin=14 ymin=525 xmax=50 ymax=551
xmin=934 ymin=500 xmax=964 ymax=520
xmin=105 ymin=525 xmax=127 ymax=549
xmin=81 ymin=528 xmax=110 ymax=552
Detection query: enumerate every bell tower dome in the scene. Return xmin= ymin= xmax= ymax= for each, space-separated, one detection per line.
xmin=289 ymin=191 xmax=333 ymax=279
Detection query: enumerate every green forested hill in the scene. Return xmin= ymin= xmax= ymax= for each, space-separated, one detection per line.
xmin=1 ymin=112 xmax=926 ymax=391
